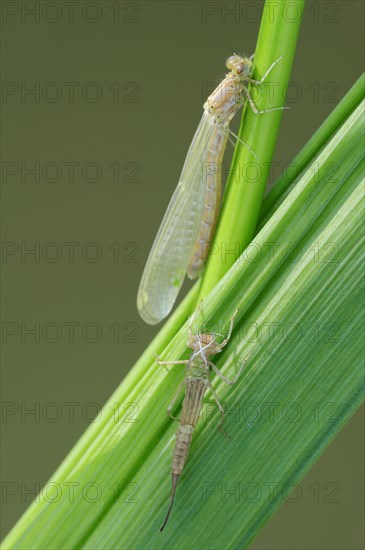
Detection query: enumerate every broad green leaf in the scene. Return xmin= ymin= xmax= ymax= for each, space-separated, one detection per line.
xmin=3 ymin=90 xmax=364 ymax=549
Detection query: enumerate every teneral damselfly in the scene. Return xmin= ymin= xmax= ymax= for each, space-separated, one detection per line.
xmin=138 ymin=54 xmax=286 ymax=325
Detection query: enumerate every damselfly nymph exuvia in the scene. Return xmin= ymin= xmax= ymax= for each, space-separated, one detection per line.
xmin=157 ymin=305 xmax=248 ymax=531
xmin=137 ymin=54 xmax=287 ymax=325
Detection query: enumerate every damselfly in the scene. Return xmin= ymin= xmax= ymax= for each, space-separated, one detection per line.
xmin=138 ymin=54 xmax=286 ymax=325
xmin=157 ymin=305 xmax=248 ymax=531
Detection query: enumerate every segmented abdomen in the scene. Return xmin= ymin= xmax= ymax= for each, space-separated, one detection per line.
xmin=172 ymin=377 xmax=209 ymax=475
xmin=172 ymin=424 xmax=194 ymax=476
xmin=187 ymin=125 xmax=228 ymax=278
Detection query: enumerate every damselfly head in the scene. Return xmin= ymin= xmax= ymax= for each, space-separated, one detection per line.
xmin=226 ymin=54 xmax=252 ymax=77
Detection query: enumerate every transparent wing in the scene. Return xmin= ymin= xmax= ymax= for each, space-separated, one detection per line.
xmin=137 ymin=112 xmax=218 ymax=325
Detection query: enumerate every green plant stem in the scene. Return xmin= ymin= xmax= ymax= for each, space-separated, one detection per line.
xmin=198 ymin=0 xmax=305 ymax=299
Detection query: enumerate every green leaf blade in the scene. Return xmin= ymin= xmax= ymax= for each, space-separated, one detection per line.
xmin=3 ymin=94 xmax=363 ymax=550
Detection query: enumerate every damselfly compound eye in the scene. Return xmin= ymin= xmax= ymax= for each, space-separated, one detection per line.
xmin=226 ymin=55 xmax=237 ymax=71
xmin=236 ymin=61 xmax=245 ymax=74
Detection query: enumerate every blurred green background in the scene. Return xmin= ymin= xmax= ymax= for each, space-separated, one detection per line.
xmin=1 ymin=0 xmax=364 ymax=547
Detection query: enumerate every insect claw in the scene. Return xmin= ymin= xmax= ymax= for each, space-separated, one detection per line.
xmin=218 ymin=423 xmax=231 ymax=441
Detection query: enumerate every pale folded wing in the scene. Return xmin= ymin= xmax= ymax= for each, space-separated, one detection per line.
xmin=137 ymin=111 xmax=219 ymax=325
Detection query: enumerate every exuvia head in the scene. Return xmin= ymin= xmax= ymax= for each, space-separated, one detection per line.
xmin=188 ymin=333 xmax=222 ymax=356
xmin=226 ymin=54 xmax=252 ymax=78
